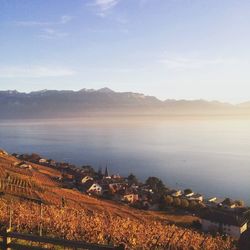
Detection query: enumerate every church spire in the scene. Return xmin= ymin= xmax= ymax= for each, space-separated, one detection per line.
xmin=105 ymin=165 xmax=109 ymax=177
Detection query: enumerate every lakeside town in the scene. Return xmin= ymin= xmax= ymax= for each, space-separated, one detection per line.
xmin=2 ymin=149 xmax=249 ymax=241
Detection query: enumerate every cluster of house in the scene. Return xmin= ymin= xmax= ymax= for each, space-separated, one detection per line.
xmin=162 ymin=188 xmax=249 ymax=238
xmin=79 ymin=168 xmax=166 ymax=210
xmin=167 ymin=189 xmax=204 ymax=202
xmin=11 ymin=152 xmax=249 ymax=239
xmin=200 ymin=197 xmax=249 ymax=239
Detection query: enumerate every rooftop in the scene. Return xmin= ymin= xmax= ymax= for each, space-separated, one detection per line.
xmin=201 ymin=209 xmax=248 ymax=227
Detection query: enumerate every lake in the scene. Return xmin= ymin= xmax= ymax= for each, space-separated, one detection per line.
xmin=0 ymin=116 xmax=250 ymax=204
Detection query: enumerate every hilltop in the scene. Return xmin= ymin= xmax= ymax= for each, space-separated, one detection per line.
xmin=0 ymin=149 xmax=166 ymax=221
xmin=0 ymin=88 xmax=248 ymax=119
xmin=0 ymin=149 xmax=237 ymax=249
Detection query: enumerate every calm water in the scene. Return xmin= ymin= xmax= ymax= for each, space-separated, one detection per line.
xmin=0 ymin=117 xmax=250 ymax=204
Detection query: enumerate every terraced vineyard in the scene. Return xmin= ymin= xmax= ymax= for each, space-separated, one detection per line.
xmin=0 ymin=153 xmax=237 ymax=249
xmin=0 ymin=154 xmax=60 ymax=203
xmin=0 ymin=198 xmax=236 ymax=250
xmin=0 ymin=172 xmax=40 ymax=200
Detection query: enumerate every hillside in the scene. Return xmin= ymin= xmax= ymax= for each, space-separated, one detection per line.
xmin=0 ymin=149 xmax=236 ymax=249
xmin=0 ymin=89 xmax=247 ymax=119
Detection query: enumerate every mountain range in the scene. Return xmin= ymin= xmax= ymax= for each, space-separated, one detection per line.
xmin=0 ymin=88 xmax=249 ymax=118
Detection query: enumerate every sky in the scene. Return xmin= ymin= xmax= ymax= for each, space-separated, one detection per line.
xmin=0 ymin=0 xmax=250 ymax=103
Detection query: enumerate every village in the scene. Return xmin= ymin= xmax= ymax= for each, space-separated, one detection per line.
xmin=10 ymin=151 xmax=250 ymax=240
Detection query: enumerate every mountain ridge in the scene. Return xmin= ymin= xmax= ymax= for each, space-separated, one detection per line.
xmin=0 ymin=88 xmax=249 ymax=118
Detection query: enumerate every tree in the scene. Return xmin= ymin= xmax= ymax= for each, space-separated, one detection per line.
xmin=235 ymin=200 xmax=244 ymax=207
xmin=184 ymin=189 xmax=193 ymax=195
xmin=196 ymin=202 xmax=206 ymax=209
xmin=127 ymin=173 xmax=138 ymax=185
xmin=145 ymin=177 xmax=165 ymax=194
xmin=222 ymin=198 xmax=233 ymax=207
xmin=173 ymin=198 xmax=181 ymax=207
xmin=98 ymin=167 xmax=103 ymax=175
xmin=189 ymin=200 xmax=198 ymax=210
xmin=164 ymin=195 xmax=174 ymax=207
xmin=97 ymin=167 xmax=103 ymax=179
xmin=81 ymin=165 xmax=95 ymax=175
xmin=181 ymin=199 xmax=189 ymax=209
xmin=30 ymin=153 xmax=41 ymax=161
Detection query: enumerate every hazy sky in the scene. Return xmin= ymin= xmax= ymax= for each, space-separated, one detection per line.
xmin=0 ymin=0 xmax=250 ymax=103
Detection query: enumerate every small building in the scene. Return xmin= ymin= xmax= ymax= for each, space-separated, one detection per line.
xmin=141 ymin=186 xmax=154 ymax=194
xmin=201 ymin=209 xmax=248 ymax=239
xmin=19 ymin=163 xmax=32 ymax=170
xmin=188 ymin=193 xmax=203 ymax=202
xmin=184 ymin=191 xmax=194 ymax=198
xmin=168 ymin=190 xmax=182 ymax=197
xmin=39 ymin=158 xmax=48 ymax=164
xmin=81 ymin=176 xmax=93 ymax=184
xmin=122 ymin=193 xmax=139 ymax=204
xmin=111 ymin=174 xmax=121 ymax=179
xmin=205 ymin=197 xmax=225 ymax=208
xmin=87 ymin=183 xmax=103 ymax=196
xmin=207 ymin=197 xmax=217 ymax=202
xmin=48 ymin=159 xmax=57 ymax=167
xmin=16 ymin=161 xmax=32 ymax=170
xmin=222 ymin=198 xmax=237 ymax=209
xmin=109 ymin=183 xmax=126 ymax=193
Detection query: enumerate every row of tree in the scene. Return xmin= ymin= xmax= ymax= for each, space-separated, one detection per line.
xmin=162 ymin=195 xmax=205 ymax=210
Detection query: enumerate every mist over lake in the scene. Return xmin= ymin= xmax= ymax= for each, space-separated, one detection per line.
xmin=1 ymin=116 xmax=250 ymax=204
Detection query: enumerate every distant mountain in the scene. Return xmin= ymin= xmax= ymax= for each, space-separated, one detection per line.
xmin=238 ymin=101 xmax=250 ymax=108
xmin=0 ymin=88 xmax=248 ymax=118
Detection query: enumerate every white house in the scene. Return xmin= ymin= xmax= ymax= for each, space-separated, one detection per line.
xmin=111 ymin=174 xmax=121 ymax=179
xmin=207 ymin=197 xmax=217 ymax=202
xmin=221 ymin=198 xmax=238 ymax=209
xmin=19 ymin=163 xmax=32 ymax=170
xmin=201 ymin=210 xmax=248 ymax=239
xmin=169 ymin=190 xmax=182 ymax=197
xmin=39 ymin=158 xmax=48 ymax=164
xmin=205 ymin=197 xmax=224 ymax=207
xmin=188 ymin=193 xmax=203 ymax=202
xmin=122 ymin=193 xmax=139 ymax=204
xmin=184 ymin=192 xmax=194 ymax=198
xmin=87 ymin=183 xmax=103 ymax=196
xmin=81 ymin=176 xmax=93 ymax=184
